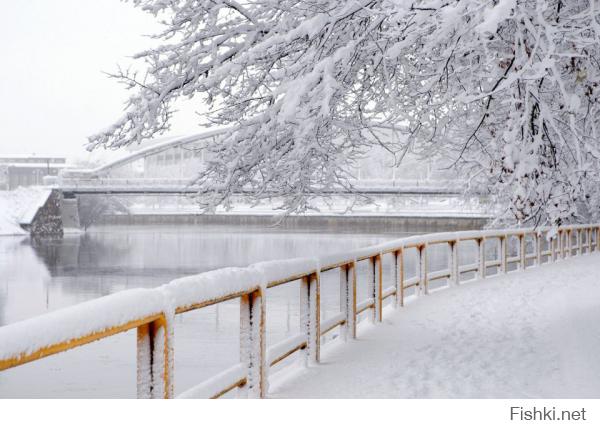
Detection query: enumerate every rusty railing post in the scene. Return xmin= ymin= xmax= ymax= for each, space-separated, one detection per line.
xmin=339 ymin=264 xmax=348 ymax=341
xmin=340 ymin=263 xmax=356 ymax=340
xmin=519 ymin=234 xmax=526 ymax=270
xmin=395 ymin=250 xmax=404 ymax=307
xmin=349 ymin=261 xmax=357 ymax=338
xmin=374 ymin=254 xmax=383 ymax=322
xmin=367 ymin=256 xmax=379 ymax=322
xmin=240 ymin=289 xmax=267 ymax=398
xmin=557 ymin=230 xmax=563 ymax=259
xmin=569 ymin=229 xmax=574 ymax=256
xmin=417 ymin=244 xmax=428 ymax=295
xmin=312 ymin=273 xmax=320 ymax=362
xmin=136 ymin=314 xmax=172 ymax=399
xmin=300 ymin=273 xmax=320 ymax=364
xmin=476 ymin=238 xmax=485 ymax=279
xmin=535 ymin=232 xmax=542 ymax=266
xmin=448 ymin=240 xmax=459 ymax=286
xmin=499 ymin=236 xmax=507 ymax=273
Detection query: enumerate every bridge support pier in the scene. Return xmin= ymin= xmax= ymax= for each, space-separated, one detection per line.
xmin=60 ymin=193 xmax=81 ymax=232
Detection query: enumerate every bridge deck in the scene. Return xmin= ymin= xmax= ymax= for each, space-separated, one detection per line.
xmin=271 ymin=253 xmax=600 ymax=398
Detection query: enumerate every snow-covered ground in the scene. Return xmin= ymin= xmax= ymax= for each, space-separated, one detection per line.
xmin=271 ymin=253 xmax=600 ymax=398
xmin=0 ymin=212 xmax=25 ymax=236
xmin=0 ymin=187 xmax=53 ymax=236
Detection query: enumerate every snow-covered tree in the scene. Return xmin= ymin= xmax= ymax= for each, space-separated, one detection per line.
xmin=409 ymin=0 xmax=600 ymax=227
xmin=89 ymin=0 xmax=600 ymax=226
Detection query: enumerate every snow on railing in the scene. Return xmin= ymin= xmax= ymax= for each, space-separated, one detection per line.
xmin=177 ymin=363 xmax=247 ymax=399
xmin=0 ymin=224 xmax=599 ymax=398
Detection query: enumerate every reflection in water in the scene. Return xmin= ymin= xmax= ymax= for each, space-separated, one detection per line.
xmin=0 ymin=237 xmax=52 ymax=327
xmin=2 ymin=225 xmax=401 ymax=324
xmin=0 ymin=224 xmax=476 ymax=398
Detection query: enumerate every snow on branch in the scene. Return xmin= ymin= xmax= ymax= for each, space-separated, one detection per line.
xmin=90 ymin=0 xmax=600 ymax=226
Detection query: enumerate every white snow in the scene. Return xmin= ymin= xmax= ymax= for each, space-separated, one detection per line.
xmin=320 ymin=312 xmax=346 ymax=334
xmin=270 ymin=253 xmax=600 ymax=398
xmin=267 ymin=333 xmax=307 ymax=366
xmin=159 ymin=267 xmax=262 ymax=311
xmin=1 ymin=223 xmax=597 ymax=398
xmin=177 ymin=363 xmax=247 ymax=399
xmin=0 ymin=288 xmax=167 ymax=362
xmin=0 ymin=211 xmax=26 ymax=236
xmin=20 ymin=188 xmax=53 ymax=225
xmin=356 ymin=297 xmax=375 ymax=314
xmin=250 ymin=258 xmax=318 ymax=286
xmin=160 ymin=258 xmax=321 ymax=312
xmin=0 ymin=187 xmax=53 ymax=235
xmin=477 ymin=0 xmax=516 ymax=34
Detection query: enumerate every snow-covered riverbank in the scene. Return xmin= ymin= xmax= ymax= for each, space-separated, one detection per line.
xmin=0 ymin=187 xmax=53 ymax=235
xmin=272 ymin=252 xmax=600 ymax=398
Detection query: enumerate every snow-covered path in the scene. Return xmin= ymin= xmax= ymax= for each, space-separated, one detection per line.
xmin=271 ymin=253 xmax=600 ymax=398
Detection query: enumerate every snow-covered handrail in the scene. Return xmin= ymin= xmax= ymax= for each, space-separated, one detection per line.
xmin=0 ymin=224 xmax=598 ymax=398
xmin=0 ymin=289 xmax=173 ymax=398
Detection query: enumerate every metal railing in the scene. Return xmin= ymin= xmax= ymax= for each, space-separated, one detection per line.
xmin=0 ymin=224 xmax=598 ymax=398
xmin=57 ymin=176 xmax=466 ymax=196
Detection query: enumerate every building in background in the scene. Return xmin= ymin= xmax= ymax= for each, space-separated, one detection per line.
xmin=0 ymin=155 xmax=69 ymax=190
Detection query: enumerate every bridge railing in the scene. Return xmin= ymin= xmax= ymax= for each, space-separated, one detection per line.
xmin=59 ymin=177 xmax=197 ymax=189
xmin=58 ymin=176 xmax=467 ymax=194
xmin=1 ymin=224 xmax=598 ymax=398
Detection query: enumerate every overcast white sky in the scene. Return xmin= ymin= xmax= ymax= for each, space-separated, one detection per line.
xmin=0 ymin=1 xmax=199 ymax=161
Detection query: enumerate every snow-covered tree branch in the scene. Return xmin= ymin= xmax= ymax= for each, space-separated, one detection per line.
xmin=89 ymin=0 xmax=600 ymax=226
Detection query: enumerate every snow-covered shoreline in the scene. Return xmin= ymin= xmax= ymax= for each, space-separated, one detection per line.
xmin=271 ymin=253 xmax=600 ymax=398
xmin=0 ymin=212 xmax=26 ymax=235
xmin=0 ymin=187 xmax=53 ymax=236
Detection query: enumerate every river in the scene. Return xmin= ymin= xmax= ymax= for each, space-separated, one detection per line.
xmin=0 ymin=223 xmax=479 ymax=398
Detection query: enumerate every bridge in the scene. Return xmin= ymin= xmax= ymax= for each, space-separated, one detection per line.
xmin=58 ymin=180 xmax=465 ymax=197
xmin=42 ymin=129 xmax=488 ymax=230
xmin=58 ymin=129 xmax=465 ymax=196
xmin=1 ymin=224 xmax=598 ymax=398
